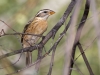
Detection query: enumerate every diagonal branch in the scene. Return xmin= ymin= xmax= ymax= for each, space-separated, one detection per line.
xmin=78 ymin=42 xmax=94 ymax=75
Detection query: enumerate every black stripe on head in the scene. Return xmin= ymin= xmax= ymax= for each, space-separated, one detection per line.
xmin=36 ymin=9 xmax=51 ymax=17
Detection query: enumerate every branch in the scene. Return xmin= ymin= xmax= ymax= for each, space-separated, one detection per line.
xmin=69 ymin=0 xmax=90 ymax=75
xmin=47 ymin=45 xmax=56 ymax=75
xmin=35 ymin=43 xmax=43 ymax=71
xmin=0 ymin=46 xmax=38 ymax=59
xmin=77 ymin=42 xmax=94 ymax=75
xmin=0 ymin=32 xmax=43 ymax=37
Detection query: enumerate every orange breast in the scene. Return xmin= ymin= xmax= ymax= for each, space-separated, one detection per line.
xmin=23 ymin=18 xmax=48 ymax=47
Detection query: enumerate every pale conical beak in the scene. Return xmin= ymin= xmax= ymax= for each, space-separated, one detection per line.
xmin=49 ymin=10 xmax=55 ymax=15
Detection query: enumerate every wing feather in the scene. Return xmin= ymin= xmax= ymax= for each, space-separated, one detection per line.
xmin=21 ymin=20 xmax=33 ymax=43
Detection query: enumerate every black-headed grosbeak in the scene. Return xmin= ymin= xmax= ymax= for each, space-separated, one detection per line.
xmin=21 ymin=9 xmax=55 ymax=65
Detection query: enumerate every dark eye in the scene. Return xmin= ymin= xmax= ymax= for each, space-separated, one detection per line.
xmin=44 ymin=11 xmax=47 ymax=13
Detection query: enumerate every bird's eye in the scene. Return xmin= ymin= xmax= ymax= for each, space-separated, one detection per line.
xmin=44 ymin=11 xmax=47 ymax=13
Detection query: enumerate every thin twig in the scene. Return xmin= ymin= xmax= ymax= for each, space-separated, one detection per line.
xmin=0 ymin=20 xmax=17 ymax=33
xmin=35 ymin=47 xmax=42 ymax=71
xmin=0 ymin=32 xmax=42 ymax=37
xmin=47 ymin=41 xmax=57 ymax=75
xmin=47 ymin=49 xmax=55 ymax=75
xmin=75 ymin=36 xmax=98 ymax=61
xmin=71 ymin=57 xmax=84 ymax=75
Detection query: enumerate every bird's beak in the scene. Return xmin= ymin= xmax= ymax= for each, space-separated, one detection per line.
xmin=49 ymin=10 xmax=55 ymax=15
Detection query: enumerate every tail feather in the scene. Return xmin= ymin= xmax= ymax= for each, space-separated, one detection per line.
xmin=26 ymin=52 xmax=32 ymax=65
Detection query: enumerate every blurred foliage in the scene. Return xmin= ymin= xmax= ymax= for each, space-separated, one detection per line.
xmin=0 ymin=0 xmax=100 ymax=75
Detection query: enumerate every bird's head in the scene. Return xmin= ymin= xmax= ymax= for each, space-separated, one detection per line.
xmin=35 ymin=9 xmax=55 ymax=20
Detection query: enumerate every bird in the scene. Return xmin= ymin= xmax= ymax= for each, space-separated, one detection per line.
xmin=21 ymin=9 xmax=55 ymax=65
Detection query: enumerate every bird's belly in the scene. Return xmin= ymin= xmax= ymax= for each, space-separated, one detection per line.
xmin=27 ymin=35 xmax=39 ymax=45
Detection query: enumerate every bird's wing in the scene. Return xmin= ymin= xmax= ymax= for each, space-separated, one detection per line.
xmin=21 ymin=20 xmax=33 ymax=43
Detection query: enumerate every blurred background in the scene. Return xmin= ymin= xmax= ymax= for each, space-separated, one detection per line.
xmin=0 ymin=0 xmax=100 ymax=75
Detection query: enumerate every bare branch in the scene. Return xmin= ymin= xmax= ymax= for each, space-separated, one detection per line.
xmin=0 ymin=32 xmax=42 ymax=37
xmin=78 ymin=42 xmax=94 ymax=75
xmin=47 ymin=46 xmax=56 ymax=75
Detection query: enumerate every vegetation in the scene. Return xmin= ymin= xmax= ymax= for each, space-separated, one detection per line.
xmin=0 ymin=0 xmax=100 ymax=75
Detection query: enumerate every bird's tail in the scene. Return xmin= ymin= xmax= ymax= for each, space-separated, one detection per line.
xmin=26 ymin=52 xmax=32 ymax=65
